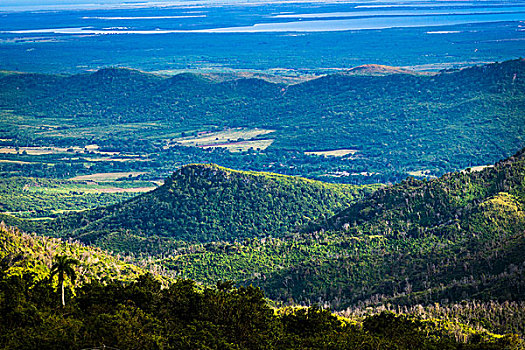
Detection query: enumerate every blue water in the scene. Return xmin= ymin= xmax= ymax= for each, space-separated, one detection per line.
xmin=204 ymin=13 xmax=525 ymax=33
xmin=2 ymin=1 xmax=525 ymax=33
xmin=0 ymin=0 xmax=524 ymax=74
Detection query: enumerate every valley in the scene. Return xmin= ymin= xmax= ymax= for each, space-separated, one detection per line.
xmin=1 ymin=147 xmax=524 ymax=348
xmin=1 ymin=59 xmax=524 ymax=187
xmin=0 ymin=1 xmax=524 ymax=346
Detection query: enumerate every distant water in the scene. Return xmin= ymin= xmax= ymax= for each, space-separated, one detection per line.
xmin=1 ymin=0 xmax=524 ymax=75
xmin=201 ymin=13 xmax=525 ymax=33
xmin=3 ymin=2 xmax=525 ymax=34
xmin=6 ymin=12 xmax=525 ymax=34
xmin=272 ymin=7 xmax=525 ymax=18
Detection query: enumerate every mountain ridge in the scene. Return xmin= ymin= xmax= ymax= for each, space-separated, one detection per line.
xmin=45 ymin=163 xmax=377 ymax=253
xmin=1 ymin=58 xmax=523 ymax=184
xmin=158 ymin=148 xmax=525 ymax=309
xmin=1 ymin=58 xmax=523 ymax=88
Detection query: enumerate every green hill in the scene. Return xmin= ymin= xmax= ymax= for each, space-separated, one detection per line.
xmin=314 ymin=149 xmax=525 ymax=236
xmin=162 ymin=149 xmax=525 ymax=310
xmin=0 ymin=59 xmax=524 ymax=183
xmin=46 ymin=164 xmax=375 ymax=253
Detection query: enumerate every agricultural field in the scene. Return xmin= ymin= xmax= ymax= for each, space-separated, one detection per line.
xmin=1 ymin=59 xmax=524 ymax=186
xmin=0 ymin=176 xmax=159 ymax=218
xmin=304 ymin=149 xmax=358 ymax=157
xmin=69 ymin=172 xmax=150 ymax=181
xmin=167 ymin=128 xmax=275 ymax=151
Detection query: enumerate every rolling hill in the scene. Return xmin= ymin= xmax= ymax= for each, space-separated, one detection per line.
xmin=161 ymin=148 xmax=525 ymax=311
xmin=45 ymin=164 xmax=376 ymax=253
xmin=1 ymin=58 xmax=525 ymax=347
xmin=343 ymin=64 xmax=424 ymax=76
xmin=0 ymin=59 xmax=523 ymax=183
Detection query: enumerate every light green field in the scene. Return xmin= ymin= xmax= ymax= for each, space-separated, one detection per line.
xmin=25 ymin=183 xmax=156 ymax=194
xmin=407 ymin=170 xmax=436 ymax=177
xmin=305 ymin=149 xmax=358 ymax=157
xmin=69 ymin=172 xmax=148 ymax=181
xmin=0 ymin=177 xmax=160 ymax=218
xmin=203 ymin=139 xmax=275 ymax=152
xmin=0 ymin=159 xmax=33 ymax=164
xmin=469 ymin=165 xmax=494 ymax=172
xmin=0 ymin=146 xmax=100 ymax=156
xmin=82 ymin=156 xmax=144 ymax=162
xmin=167 ymin=128 xmax=275 ymax=151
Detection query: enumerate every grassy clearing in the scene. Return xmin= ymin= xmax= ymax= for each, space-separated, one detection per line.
xmin=0 ymin=176 xmax=160 ymax=218
xmin=170 ymin=128 xmax=275 ymax=149
xmin=202 ymin=139 xmax=274 ymax=152
xmin=0 ymin=159 xmax=33 ymax=165
xmin=305 ymin=149 xmax=358 ymax=157
xmin=407 ymin=170 xmax=436 ymax=177
xmin=24 ymin=182 xmax=156 ymax=194
xmin=0 ymin=146 xmax=82 ymax=155
xmin=69 ymin=172 xmax=148 ymax=181
xmin=0 ymin=145 xmax=123 ymax=156
xmin=469 ymin=165 xmax=495 ymax=172
xmin=95 ymin=186 xmax=155 ymax=193
xmin=82 ymin=157 xmax=145 ymax=162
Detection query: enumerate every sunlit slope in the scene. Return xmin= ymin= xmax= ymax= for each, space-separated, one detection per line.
xmin=164 ymin=149 xmax=525 ymax=308
xmin=0 ymin=223 xmax=146 ymax=284
xmin=48 ymin=164 xmax=375 ymax=250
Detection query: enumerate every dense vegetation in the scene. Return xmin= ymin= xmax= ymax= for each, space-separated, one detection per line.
xmin=159 ymin=149 xmax=525 ymax=312
xmin=46 ymin=164 xmax=376 ymax=250
xmin=0 ymin=225 xmax=521 ymax=349
xmin=7 ymin=149 xmax=523 ymax=314
xmin=0 ymin=223 xmax=147 ymax=285
xmin=0 ymin=176 xmax=151 ymax=218
xmin=1 ymin=58 xmax=524 ymax=347
xmin=0 ymin=59 xmax=524 ymax=184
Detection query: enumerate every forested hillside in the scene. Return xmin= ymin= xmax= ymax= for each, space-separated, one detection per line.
xmin=315 ymin=148 xmax=525 ymax=236
xmin=1 ymin=59 xmax=524 ymax=348
xmin=45 ymin=164 xmax=376 ymax=253
xmin=0 ymin=223 xmax=146 ymax=285
xmin=0 ymin=225 xmax=521 ymax=349
xmin=0 ymin=59 xmax=523 ymax=183
xmin=162 ymin=149 xmax=525 ymax=313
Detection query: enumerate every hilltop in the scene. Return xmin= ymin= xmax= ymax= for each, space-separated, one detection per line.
xmin=316 ymin=148 xmax=525 ymax=236
xmin=163 ymin=149 xmax=525 ymax=312
xmin=46 ymin=164 xmax=376 ymax=253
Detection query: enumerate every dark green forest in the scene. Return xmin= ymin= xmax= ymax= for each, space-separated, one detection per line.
xmin=44 ymin=164 xmax=376 ymax=250
xmin=7 ymin=148 xmax=525 ymax=316
xmin=0 ymin=59 xmax=524 ymax=184
xmin=1 ymin=225 xmax=522 ymax=349
xmin=150 ymin=148 xmax=525 ymax=312
xmin=1 ymin=59 xmax=524 ymax=348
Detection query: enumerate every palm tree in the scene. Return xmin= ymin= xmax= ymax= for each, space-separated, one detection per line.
xmin=50 ymin=255 xmax=80 ymax=306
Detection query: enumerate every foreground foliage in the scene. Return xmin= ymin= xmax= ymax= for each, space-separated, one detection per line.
xmin=0 ymin=195 xmax=523 ymax=348
xmin=0 ymin=270 xmax=520 ymax=349
xmin=0 ymin=223 xmax=146 ymax=285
